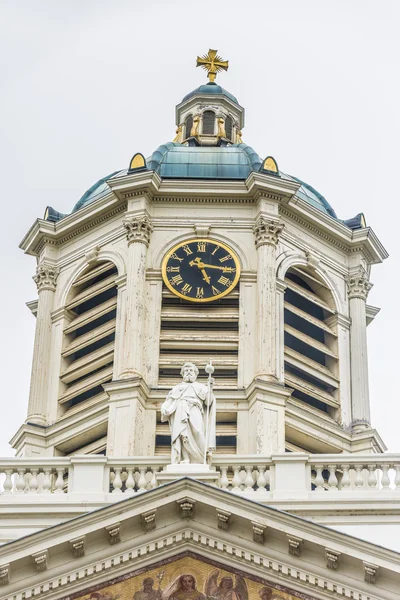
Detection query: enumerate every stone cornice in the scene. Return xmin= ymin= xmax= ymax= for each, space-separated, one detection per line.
xmin=1 ymin=480 xmax=399 ymax=600
xmin=280 ymin=203 xmax=388 ymax=265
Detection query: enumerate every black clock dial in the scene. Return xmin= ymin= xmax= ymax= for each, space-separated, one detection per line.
xmin=162 ymin=239 xmax=240 ymax=303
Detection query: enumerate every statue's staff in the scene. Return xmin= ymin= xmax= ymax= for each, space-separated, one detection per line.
xmin=204 ymin=359 xmax=214 ymax=464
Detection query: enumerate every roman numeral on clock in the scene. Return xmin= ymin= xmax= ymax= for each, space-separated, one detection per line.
xmin=181 ymin=283 xmax=192 ymax=295
xmin=219 ymin=254 xmax=232 ymax=263
xmin=170 ymin=274 xmax=183 ymax=286
xmin=218 ymin=276 xmax=232 ymax=287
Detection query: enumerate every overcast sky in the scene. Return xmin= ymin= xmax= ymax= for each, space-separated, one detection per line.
xmin=0 ymin=1 xmax=399 ymax=464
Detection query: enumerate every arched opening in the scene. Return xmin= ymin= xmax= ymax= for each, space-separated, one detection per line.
xmin=202 ymin=110 xmax=215 ymax=135
xmin=185 ymin=115 xmax=193 ymax=139
xmin=225 ymin=115 xmax=233 ymax=141
xmin=283 ymin=266 xmax=339 ymax=418
xmin=59 ymin=261 xmax=118 ymax=415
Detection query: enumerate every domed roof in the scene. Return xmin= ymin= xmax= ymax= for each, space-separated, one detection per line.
xmin=181 ymin=82 xmax=239 ymax=105
xmin=67 ymin=142 xmax=341 ymax=222
xmin=147 ymin=142 xmax=261 ymax=179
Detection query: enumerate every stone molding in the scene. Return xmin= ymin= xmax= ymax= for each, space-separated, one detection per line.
xmin=84 ymin=245 xmax=100 ymax=265
xmin=123 ymin=216 xmax=153 ymax=247
xmin=216 ymin=509 xmax=231 ymax=531
xmin=177 ymin=498 xmax=195 ymax=519
xmin=325 ymin=548 xmax=341 ymax=570
xmin=70 ymin=536 xmax=86 ymax=558
xmin=141 ymin=509 xmax=157 ymax=532
xmin=33 ymin=263 xmax=59 ymax=292
xmin=32 ymin=549 xmax=48 ymax=572
xmin=253 ymin=217 xmax=284 ymax=248
xmin=0 ymin=563 xmax=10 ymax=586
xmin=251 ymin=521 xmax=266 ymax=544
xmin=105 ymin=523 xmax=121 ymax=545
xmin=287 ymin=534 xmax=303 ymax=557
xmin=364 ymin=562 xmax=379 ymax=584
xmin=347 ymin=270 xmax=373 ymax=301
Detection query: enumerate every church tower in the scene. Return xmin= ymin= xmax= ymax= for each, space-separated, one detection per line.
xmin=2 ymin=51 xmax=399 ymax=600
xmin=14 ymin=50 xmax=386 ymax=460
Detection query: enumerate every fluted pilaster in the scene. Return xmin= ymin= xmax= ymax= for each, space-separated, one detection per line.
xmin=347 ymin=270 xmax=373 ymax=430
xmin=118 ymin=215 xmax=153 ymax=378
xmin=27 ymin=263 xmax=59 ymax=425
xmin=253 ymin=217 xmax=284 ymax=381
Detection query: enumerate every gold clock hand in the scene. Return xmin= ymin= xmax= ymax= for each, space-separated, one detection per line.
xmin=189 ymin=258 xmax=211 ymax=283
xmin=200 ymin=269 xmax=211 ymax=284
xmin=195 ymin=261 xmax=235 ymax=273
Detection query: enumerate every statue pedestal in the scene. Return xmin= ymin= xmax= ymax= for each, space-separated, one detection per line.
xmin=158 ymin=463 xmax=219 ymax=486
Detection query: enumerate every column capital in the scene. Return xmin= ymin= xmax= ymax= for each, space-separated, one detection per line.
xmin=346 ymin=270 xmax=373 ymax=301
xmin=123 ymin=215 xmax=153 ymax=247
xmin=253 ymin=216 xmax=284 ymax=248
xmin=33 ymin=263 xmax=59 ymax=292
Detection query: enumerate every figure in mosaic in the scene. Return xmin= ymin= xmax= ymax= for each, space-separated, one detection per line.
xmin=164 ymin=574 xmax=206 ymax=600
xmin=205 ymin=571 xmax=248 ymax=600
xmin=161 ymin=362 xmax=216 ymax=464
xmin=133 ymin=578 xmax=163 ymax=600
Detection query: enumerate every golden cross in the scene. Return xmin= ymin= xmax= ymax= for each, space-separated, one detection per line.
xmin=196 ymin=49 xmax=229 ymax=83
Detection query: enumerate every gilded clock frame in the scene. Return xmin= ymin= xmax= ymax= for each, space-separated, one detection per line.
xmin=161 ymin=238 xmax=241 ymax=303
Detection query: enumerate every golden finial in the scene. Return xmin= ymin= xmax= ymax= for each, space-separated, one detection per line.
xmin=196 ymin=49 xmax=229 ymax=83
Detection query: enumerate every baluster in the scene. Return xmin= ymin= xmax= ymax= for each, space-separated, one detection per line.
xmin=314 ymin=466 xmax=325 ymax=491
xmin=394 ymin=464 xmax=400 ymax=490
xmin=2 ymin=470 xmax=13 ymax=494
xmin=16 ymin=469 xmax=26 ymax=494
xmin=149 ymin=469 xmax=157 ymax=489
xmin=367 ymin=464 xmax=378 ymax=489
xmin=137 ymin=468 xmax=147 ymax=493
xmin=381 ymin=464 xmax=390 ymax=489
xmin=232 ymin=467 xmax=241 ymax=493
xmin=124 ymin=469 xmax=135 ymax=495
xmin=341 ymin=465 xmax=351 ymax=489
xmin=256 ymin=466 xmax=267 ymax=493
xmin=354 ymin=465 xmax=364 ymax=488
xmin=327 ymin=465 xmax=338 ymax=491
xmin=54 ymin=469 xmax=65 ymax=494
xmin=29 ymin=469 xmax=39 ymax=494
xmin=219 ymin=467 xmax=229 ymax=490
xmin=112 ymin=468 xmax=123 ymax=494
xmin=244 ymin=466 xmax=254 ymax=493
xmin=42 ymin=469 xmax=51 ymax=493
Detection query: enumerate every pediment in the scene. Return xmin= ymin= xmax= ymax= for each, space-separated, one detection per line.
xmin=1 ymin=479 xmax=399 ymax=600
xmin=67 ymin=552 xmax=311 ymax=600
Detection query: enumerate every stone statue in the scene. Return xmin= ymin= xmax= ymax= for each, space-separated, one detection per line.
xmin=161 ymin=362 xmax=216 ymax=464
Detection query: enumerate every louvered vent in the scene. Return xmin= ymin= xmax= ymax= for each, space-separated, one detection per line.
xmin=159 ymin=287 xmax=239 ymax=389
xmin=202 ymin=110 xmax=215 ymax=135
xmin=59 ymin=262 xmax=118 ymax=412
xmin=284 ymin=267 xmax=339 ymax=415
xmin=225 ymin=115 xmax=233 ymax=141
xmin=185 ymin=115 xmax=193 ymax=139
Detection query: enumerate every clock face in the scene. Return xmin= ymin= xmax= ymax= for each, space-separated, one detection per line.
xmin=162 ymin=239 xmax=240 ymax=303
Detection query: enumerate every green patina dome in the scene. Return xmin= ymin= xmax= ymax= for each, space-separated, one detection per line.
xmin=66 ymin=142 xmax=342 ymax=223
xmin=181 ymin=82 xmax=239 ymax=105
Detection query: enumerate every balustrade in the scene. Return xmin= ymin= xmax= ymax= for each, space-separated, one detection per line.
xmin=0 ymin=460 xmax=69 ymax=494
xmin=1 ymin=454 xmax=400 ymax=499
xmin=310 ymin=457 xmax=400 ymax=492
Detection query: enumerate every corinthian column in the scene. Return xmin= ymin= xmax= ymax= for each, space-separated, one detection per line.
xmin=347 ymin=270 xmax=373 ymax=431
xmin=27 ymin=263 xmax=59 ymax=425
xmin=253 ymin=216 xmax=284 ymax=381
xmin=118 ymin=214 xmax=153 ymax=379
